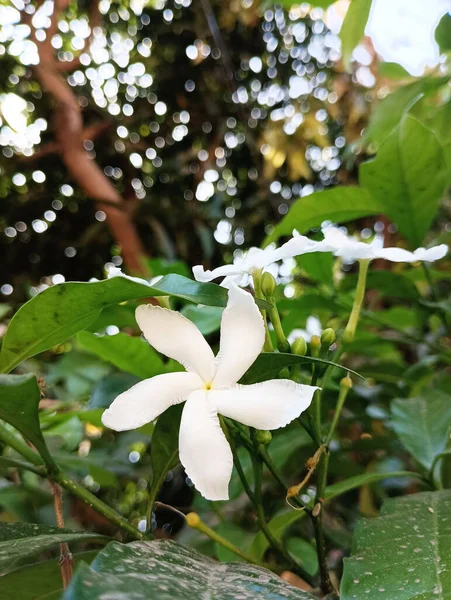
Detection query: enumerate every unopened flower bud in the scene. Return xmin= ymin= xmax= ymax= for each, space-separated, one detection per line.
xmin=292 ymin=337 xmax=307 ymax=356
xmin=255 ymin=430 xmax=272 ymax=445
xmin=277 ymin=339 xmax=291 ymax=354
xmin=261 ymin=272 xmax=276 ymax=298
xmin=320 ymin=328 xmax=336 ymax=348
xmin=185 ymin=512 xmax=201 ymax=528
xmin=279 ymin=367 xmax=290 ymax=379
xmin=340 ymin=376 xmax=352 ymax=390
xmin=310 ymin=335 xmax=321 ymax=357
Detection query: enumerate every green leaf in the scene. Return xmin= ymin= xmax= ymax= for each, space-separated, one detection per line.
xmin=324 ymin=471 xmax=422 ymax=500
xmin=378 ymin=62 xmax=411 ymax=80
xmin=247 ymin=471 xmax=419 ymax=561
xmin=365 ymin=77 xmax=448 ymax=146
xmin=265 ymin=187 xmax=382 ymax=244
xmin=43 ymin=415 xmax=84 ymax=452
xmin=391 ymin=390 xmax=451 ymax=471
xmin=0 ymin=275 xmax=233 ymax=374
xmin=77 ymin=331 xmax=166 ymax=379
xmin=339 ymin=0 xmax=373 ymax=71
xmin=280 ymin=0 xmax=335 ymax=6
xmin=286 ymin=538 xmax=318 ymax=577
xmin=435 ymin=12 xmax=451 ymax=52
xmin=360 ymin=114 xmax=449 ymax=247
xmin=240 ymin=352 xmax=363 ymax=385
xmin=147 ymin=404 xmax=183 ymax=510
xmin=0 ymin=374 xmax=54 ymax=466
xmin=181 ymin=305 xmax=223 ymax=335
xmin=0 ymin=523 xmax=108 ymax=574
xmin=1 ymin=551 xmax=98 ymax=600
xmin=64 ymin=539 xmax=316 ymax=599
xmin=298 ymin=252 xmax=334 ymax=285
xmin=341 ymin=490 xmax=451 ymax=599
xmin=89 ymin=373 xmax=141 ymax=409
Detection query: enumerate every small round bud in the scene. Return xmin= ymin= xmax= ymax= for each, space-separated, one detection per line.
xmin=277 ymin=339 xmax=291 ymax=354
xmin=279 ymin=367 xmax=290 ymax=379
xmin=320 ymin=328 xmax=336 ymax=348
xmin=292 ymin=337 xmax=307 ymax=356
xmin=255 ymin=430 xmax=272 ymax=445
xmin=185 ymin=512 xmax=201 ymax=528
xmin=310 ymin=335 xmax=321 ymax=357
xmin=340 ymin=376 xmax=352 ymax=390
xmin=261 ymin=272 xmax=276 ymax=298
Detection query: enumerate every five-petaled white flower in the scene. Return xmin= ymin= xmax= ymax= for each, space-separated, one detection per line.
xmin=286 ymin=227 xmax=448 ymax=264
xmin=102 ymin=284 xmax=318 ymax=501
xmin=288 ymin=316 xmax=322 ymax=345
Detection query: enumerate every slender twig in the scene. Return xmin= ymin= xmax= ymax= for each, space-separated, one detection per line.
xmin=50 ymin=481 xmax=73 ymax=588
xmin=0 ymin=423 xmax=142 ymax=540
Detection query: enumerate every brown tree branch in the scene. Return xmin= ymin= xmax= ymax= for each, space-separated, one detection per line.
xmin=25 ymin=0 xmax=149 ymax=275
xmin=50 ymin=480 xmax=73 ymax=588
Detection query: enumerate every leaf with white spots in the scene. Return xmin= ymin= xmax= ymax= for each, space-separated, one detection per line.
xmin=63 ymin=539 xmax=316 ymax=599
xmin=341 ymin=490 xmax=451 ymax=599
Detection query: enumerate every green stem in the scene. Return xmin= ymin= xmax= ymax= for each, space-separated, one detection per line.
xmin=312 ymin=450 xmax=335 ymax=595
xmin=0 ymin=423 xmax=142 ymax=540
xmin=343 ymin=258 xmax=370 ymax=344
xmin=326 ymin=377 xmax=352 ymax=446
xmin=252 ymin=450 xmax=313 ymax=583
xmin=0 ymin=455 xmax=46 ymax=476
xmin=0 ymin=424 xmax=44 ymax=466
xmin=267 ymin=303 xmax=289 ymax=352
xmin=186 ymin=513 xmax=260 ymax=564
xmin=252 ymin=270 xmax=274 ymax=352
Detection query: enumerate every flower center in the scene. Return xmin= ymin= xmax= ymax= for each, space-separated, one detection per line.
xmin=204 ymin=381 xmax=212 ymax=391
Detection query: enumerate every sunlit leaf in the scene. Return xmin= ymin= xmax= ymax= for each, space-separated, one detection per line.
xmin=339 ymin=0 xmax=373 ymax=71
xmin=265 ymin=187 xmax=382 ymax=244
xmin=360 ymin=114 xmax=449 ymax=247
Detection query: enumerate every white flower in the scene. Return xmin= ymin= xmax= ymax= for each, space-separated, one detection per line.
xmin=102 ymin=284 xmax=318 ymax=501
xmin=107 ymin=266 xmax=163 ymax=287
xmin=288 ymin=316 xmax=322 ymax=344
xmin=284 ymin=227 xmax=448 ymax=264
xmin=193 ymin=236 xmax=324 ymax=288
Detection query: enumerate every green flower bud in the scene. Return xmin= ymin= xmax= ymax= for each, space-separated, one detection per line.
xmin=261 ymin=272 xmax=276 ymax=298
xmin=310 ymin=335 xmax=321 ymax=357
xmin=255 ymin=430 xmax=272 ymax=445
xmin=277 ymin=339 xmax=291 ymax=354
xmin=340 ymin=376 xmax=352 ymax=390
xmin=321 ymin=328 xmax=336 ymax=348
xmin=279 ymin=367 xmax=290 ymax=379
xmin=292 ymin=337 xmax=307 ymax=356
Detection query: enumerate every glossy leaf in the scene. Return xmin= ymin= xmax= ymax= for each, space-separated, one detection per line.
xmin=391 ymin=390 xmax=451 ymax=471
xmin=0 ymin=374 xmax=54 ymax=466
xmin=324 ymin=470 xmax=421 ymax=500
xmin=341 ymin=490 xmax=451 ymax=599
xmin=339 ymin=0 xmax=373 ymax=71
xmin=147 ymin=404 xmax=183 ymax=511
xmin=1 ymin=551 xmax=98 ymax=600
xmin=360 ymin=114 xmax=449 ymax=247
xmin=0 ymin=523 xmax=108 ymax=574
xmin=240 ymin=352 xmax=363 ymax=385
xmin=77 ymin=331 xmax=166 ymax=379
xmin=378 ymin=62 xmax=411 ymax=80
xmin=89 ymin=372 xmax=141 ymax=409
xmin=64 ymin=539 xmax=316 ymax=599
xmin=265 ymin=187 xmax=382 ymax=244
xmin=286 ymin=538 xmax=318 ymax=577
xmin=0 ymin=275 xmax=232 ymax=374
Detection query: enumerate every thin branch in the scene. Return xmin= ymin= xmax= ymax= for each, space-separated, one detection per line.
xmin=50 ymin=481 xmax=73 ymax=589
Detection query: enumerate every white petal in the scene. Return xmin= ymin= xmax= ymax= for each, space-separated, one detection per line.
xmin=107 ymin=266 xmax=152 ymax=286
xmin=135 ymin=305 xmax=215 ymax=382
xmin=179 ymin=390 xmax=233 ymax=501
xmin=414 ymin=244 xmax=448 ymax=262
xmin=192 ymin=264 xmax=243 ymax=283
xmin=276 ymin=234 xmax=330 ymax=260
xmin=213 ymin=285 xmax=265 ymax=388
xmin=211 ymin=380 xmax=319 ymax=430
xmin=244 ymin=246 xmax=281 ymax=269
xmin=101 ymin=372 xmax=203 ymax=431
xmin=306 ymin=316 xmax=322 ymax=337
